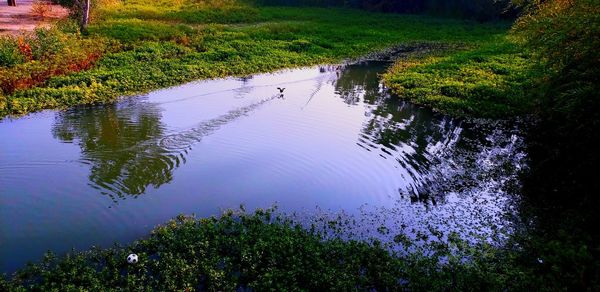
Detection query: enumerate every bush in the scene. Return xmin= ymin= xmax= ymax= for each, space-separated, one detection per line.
xmin=0 ymin=28 xmax=108 ymax=95
xmin=510 ymin=1 xmax=600 ymax=289
xmin=0 ymin=37 xmax=25 ymax=67
xmin=31 ymin=0 xmax=53 ymax=19
xmin=0 ymin=93 xmax=7 ymax=115
xmin=513 ymin=0 xmax=600 ymax=205
xmin=513 ymin=0 xmax=600 ymax=121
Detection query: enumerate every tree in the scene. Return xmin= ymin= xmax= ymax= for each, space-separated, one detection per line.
xmin=80 ymin=0 xmax=90 ymax=32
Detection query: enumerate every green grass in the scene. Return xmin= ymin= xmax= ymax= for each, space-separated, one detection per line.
xmin=383 ymin=36 xmax=537 ymax=118
xmin=0 ymin=2 xmax=511 ymax=118
xmin=93 ymin=0 xmax=260 ymax=25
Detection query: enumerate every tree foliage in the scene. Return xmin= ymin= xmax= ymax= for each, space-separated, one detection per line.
xmin=512 ymin=1 xmax=600 ymax=289
xmin=513 ymin=0 xmax=600 ymax=203
xmin=254 ymin=0 xmax=516 ymax=20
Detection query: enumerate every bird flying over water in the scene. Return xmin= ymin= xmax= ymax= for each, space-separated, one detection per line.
xmin=277 ymin=87 xmax=285 ymax=93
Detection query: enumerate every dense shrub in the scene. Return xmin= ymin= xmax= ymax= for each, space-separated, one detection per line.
xmin=0 ymin=37 xmax=25 ymax=67
xmin=0 ymin=28 xmax=108 ymax=96
xmin=513 ymin=0 xmax=599 ymax=123
xmin=508 ymin=1 xmax=600 ymax=289
xmin=31 ymin=0 xmax=53 ymax=19
xmin=513 ymin=0 xmax=600 ymax=212
xmin=0 ymin=93 xmax=7 ymax=115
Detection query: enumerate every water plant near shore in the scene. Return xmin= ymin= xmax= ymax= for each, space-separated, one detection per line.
xmin=383 ymin=37 xmax=536 ymax=118
xmin=0 ymin=208 xmax=558 ymax=290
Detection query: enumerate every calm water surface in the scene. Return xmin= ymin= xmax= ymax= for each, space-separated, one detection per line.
xmin=0 ymin=61 xmax=525 ymax=273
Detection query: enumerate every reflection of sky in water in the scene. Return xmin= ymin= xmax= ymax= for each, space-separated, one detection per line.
xmin=0 ymin=61 xmax=525 ymax=273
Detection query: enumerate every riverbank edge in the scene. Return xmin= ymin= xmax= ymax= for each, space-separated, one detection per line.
xmin=0 ymin=40 xmax=467 ymax=121
xmin=381 ymin=37 xmax=537 ymax=119
xmin=1 ymin=41 xmax=524 ymax=122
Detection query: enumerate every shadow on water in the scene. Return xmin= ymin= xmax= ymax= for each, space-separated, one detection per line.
xmin=336 ymin=62 xmax=525 ymax=206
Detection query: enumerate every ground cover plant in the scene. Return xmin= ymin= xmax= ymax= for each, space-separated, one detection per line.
xmin=0 ymin=208 xmax=557 ymax=291
xmin=382 ymin=36 xmax=536 ymax=118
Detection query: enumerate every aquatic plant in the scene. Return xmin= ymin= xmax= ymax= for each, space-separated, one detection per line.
xmin=0 ymin=208 xmax=567 ymax=290
xmin=383 ymin=37 xmax=536 ymax=118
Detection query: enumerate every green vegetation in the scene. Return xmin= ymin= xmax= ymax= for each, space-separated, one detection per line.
xmin=383 ymin=37 xmax=536 ymax=118
xmin=1 ymin=0 xmax=598 ymax=289
xmin=94 ymin=0 xmax=260 ymax=25
xmin=0 ymin=0 xmax=509 ymax=118
xmin=0 ymin=208 xmax=564 ymax=290
xmin=0 ymin=28 xmax=111 ymax=114
xmin=510 ymin=0 xmax=600 ymax=289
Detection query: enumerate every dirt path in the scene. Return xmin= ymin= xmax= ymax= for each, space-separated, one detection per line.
xmin=0 ymin=0 xmax=69 ymax=35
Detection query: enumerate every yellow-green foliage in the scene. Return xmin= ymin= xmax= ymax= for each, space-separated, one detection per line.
xmin=512 ymin=0 xmax=599 ymax=120
xmin=384 ymin=37 xmax=536 ymax=117
xmin=94 ymin=0 xmax=259 ymax=25
xmin=513 ymin=0 xmax=599 ymax=73
xmin=0 ymin=93 xmax=6 ymax=115
xmin=89 ymin=19 xmax=196 ymax=42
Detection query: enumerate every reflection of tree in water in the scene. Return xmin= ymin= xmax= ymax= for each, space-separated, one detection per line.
xmin=52 ymin=102 xmax=175 ymax=201
xmin=334 ymin=62 xmax=524 ymax=205
xmin=52 ymin=95 xmax=279 ymax=203
xmin=333 ymin=61 xmax=387 ymax=106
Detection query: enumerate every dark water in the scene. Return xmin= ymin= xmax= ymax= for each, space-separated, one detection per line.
xmin=0 ymin=61 xmax=525 ymax=273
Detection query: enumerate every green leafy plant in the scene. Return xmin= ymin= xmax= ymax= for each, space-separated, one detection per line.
xmin=0 ymin=37 xmax=26 ymax=67
xmin=383 ymin=38 xmax=536 ymax=118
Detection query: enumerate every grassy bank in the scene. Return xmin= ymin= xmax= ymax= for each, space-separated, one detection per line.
xmin=0 ymin=209 xmax=552 ymax=290
xmin=382 ymin=36 xmax=537 ymax=118
xmin=0 ymin=1 xmax=509 ymax=118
